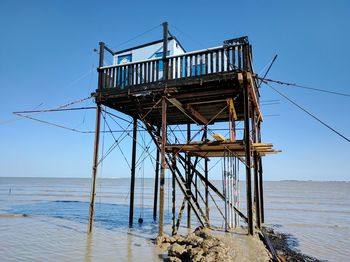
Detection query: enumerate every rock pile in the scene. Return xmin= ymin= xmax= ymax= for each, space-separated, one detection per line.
xmin=156 ymin=227 xmax=232 ymax=262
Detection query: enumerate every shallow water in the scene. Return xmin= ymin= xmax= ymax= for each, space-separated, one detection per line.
xmin=0 ymin=178 xmax=349 ymax=261
xmin=264 ymin=181 xmax=350 ymax=261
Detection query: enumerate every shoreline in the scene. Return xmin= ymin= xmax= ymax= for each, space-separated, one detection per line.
xmin=262 ymin=227 xmax=323 ymax=262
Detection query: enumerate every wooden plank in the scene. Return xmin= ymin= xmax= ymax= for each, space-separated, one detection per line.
xmin=226 ymin=98 xmax=237 ymax=120
xmin=212 ymin=133 xmax=226 ymax=142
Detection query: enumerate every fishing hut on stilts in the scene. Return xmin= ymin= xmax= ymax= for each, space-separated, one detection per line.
xmin=87 ymin=22 xmax=279 ymax=236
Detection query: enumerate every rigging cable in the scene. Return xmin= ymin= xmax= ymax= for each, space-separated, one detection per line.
xmin=257 ymin=55 xmax=278 ymax=88
xmin=266 ymin=82 xmax=350 ymax=143
xmin=258 ymin=77 xmax=350 ymax=97
xmin=6 ymin=96 xmax=94 ymax=126
xmin=138 ymin=129 xmax=146 ymax=224
xmin=110 ymin=24 xmax=161 ymax=50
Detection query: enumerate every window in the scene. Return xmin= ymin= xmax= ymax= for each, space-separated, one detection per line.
xmin=117 ymin=54 xmax=132 ymax=89
xmin=117 ymin=54 xmax=132 ymax=64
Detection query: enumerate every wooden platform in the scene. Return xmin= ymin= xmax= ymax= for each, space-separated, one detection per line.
xmin=95 ymin=71 xmax=260 ymax=126
xmin=165 ymin=140 xmax=280 ymax=157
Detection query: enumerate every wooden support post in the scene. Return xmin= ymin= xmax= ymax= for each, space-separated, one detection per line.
xmin=97 ymin=42 xmax=105 ymax=88
xmin=187 ymin=123 xmax=192 ymax=229
xmin=257 ymin=121 xmax=265 ymax=223
xmin=162 ymin=22 xmax=169 ymax=81
xmin=129 ymin=117 xmax=138 ymax=227
xmin=88 ymin=104 xmax=102 ymax=233
xmin=159 ymin=97 xmax=167 ymax=236
xmin=252 ymin=106 xmax=261 ymax=229
xmin=153 ymin=125 xmax=160 ymax=222
xmin=88 ymin=41 xmax=105 ymax=234
xmin=243 ymin=73 xmax=254 ymax=235
xmin=204 ymin=127 xmax=209 ymax=220
xmin=172 ymin=153 xmax=177 ymax=236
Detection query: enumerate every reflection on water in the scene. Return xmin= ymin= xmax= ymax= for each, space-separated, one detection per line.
xmin=0 ymin=178 xmax=349 ymax=262
xmin=84 ymin=234 xmax=92 ymax=262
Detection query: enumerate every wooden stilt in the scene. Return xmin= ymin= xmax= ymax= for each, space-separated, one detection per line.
xmin=187 ymin=123 xmax=192 ymax=229
xmin=159 ymin=97 xmax=167 ymax=236
xmin=257 ymin=121 xmax=265 ymax=223
xmin=153 ymin=125 xmax=160 ymax=222
xmin=243 ymin=72 xmax=254 ymax=235
xmin=88 ymin=41 xmax=105 ymax=234
xmin=88 ymin=104 xmax=102 ymax=233
xmin=172 ymin=153 xmax=177 ymax=236
xmin=252 ymin=106 xmax=261 ymax=229
xmin=204 ymin=127 xmax=209 ymax=220
xmin=129 ymin=117 xmax=138 ymax=227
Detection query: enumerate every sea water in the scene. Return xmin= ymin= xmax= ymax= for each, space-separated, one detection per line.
xmin=0 ymin=178 xmax=349 ymax=261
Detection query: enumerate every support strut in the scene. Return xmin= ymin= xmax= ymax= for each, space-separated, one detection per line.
xmin=243 ymin=72 xmax=254 ymax=235
xmin=129 ymin=117 xmax=138 ymax=227
xmin=88 ymin=104 xmax=101 ymax=233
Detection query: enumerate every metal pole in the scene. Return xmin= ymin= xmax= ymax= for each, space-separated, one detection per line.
xmin=257 ymin=121 xmax=265 ymax=223
xmin=88 ymin=104 xmax=101 ymax=233
xmin=223 ymin=153 xmax=228 ymax=231
xmin=172 ymin=153 xmax=177 ymax=236
xmin=187 ymin=123 xmax=191 ymax=229
xmin=229 ymin=158 xmax=233 ymax=228
xmin=129 ymin=117 xmax=138 ymax=227
xmin=252 ymin=106 xmax=261 ymax=229
xmin=243 ymin=72 xmax=254 ymax=235
xmin=159 ymin=97 xmax=167 ymax=236
xmin=153 ymin=125 xmax=160 ymax=222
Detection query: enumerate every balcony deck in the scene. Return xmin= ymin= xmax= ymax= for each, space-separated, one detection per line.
xmin=94 ymin=43 xmax=261 ymax=126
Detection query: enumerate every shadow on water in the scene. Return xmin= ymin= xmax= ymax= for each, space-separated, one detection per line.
xmin=6 ymin=200 xmax=172 ymax=235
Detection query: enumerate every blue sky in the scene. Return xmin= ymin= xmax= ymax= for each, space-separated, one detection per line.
xmin=0 ymin=0 xmax=349 ymax=181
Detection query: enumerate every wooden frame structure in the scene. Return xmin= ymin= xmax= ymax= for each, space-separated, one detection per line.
xmin=87 ymin=22 xmax=279 ymax=236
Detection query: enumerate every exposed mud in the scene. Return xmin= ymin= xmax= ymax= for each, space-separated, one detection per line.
xmin=263 ymin=227 xmax=324 ymax=262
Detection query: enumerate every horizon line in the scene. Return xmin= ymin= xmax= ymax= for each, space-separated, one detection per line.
xmin=0 ymin=176 xmax=349 ymax=182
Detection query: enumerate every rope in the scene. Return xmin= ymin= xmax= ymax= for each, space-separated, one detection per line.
xmin=110 ymin=24 xmax=161 ymax=50
xmin=266 ymin=83 xmax=350 ymax=143
xmin=101 ymin=112 xmax=132 ymax=168
xmin=139 ymin=129 xmax=146 ymax=219
xmin=13 ymin=113 xmax=91 ymax=134
xmin=9 ymin=96 xmax=94 ymax=129
xmin=258 ymin=76 xmax=350 ymax=97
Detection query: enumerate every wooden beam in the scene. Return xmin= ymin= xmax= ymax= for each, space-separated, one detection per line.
xmin=185 ymin=104 xmax=209 ymax=125
xmin=226 ymin=98 xmax=237 ymax=120
xmin=168 ymin=98 xmax=208 ymax=125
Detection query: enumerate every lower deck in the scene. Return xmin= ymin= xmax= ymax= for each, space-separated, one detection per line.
xmin=166 ymin=140 xmax=280 ymax=157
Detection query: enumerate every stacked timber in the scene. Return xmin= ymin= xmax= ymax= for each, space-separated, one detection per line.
xmin=166 ymin=140 xmax=281 ymax=157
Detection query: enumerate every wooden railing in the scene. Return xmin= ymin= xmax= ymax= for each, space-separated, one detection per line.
xmin=99 ymin=44 xmax=251 ymax=90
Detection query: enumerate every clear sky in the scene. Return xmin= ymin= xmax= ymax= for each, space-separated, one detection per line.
xmin=0 ymin=0 xmax=349 ymax=181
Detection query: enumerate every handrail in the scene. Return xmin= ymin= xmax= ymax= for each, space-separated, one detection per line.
xmin=98 ymin=44 xmax=251 ymax=90
xmin=100 ymin=56 xmax=162 ymax=69
xmin=100 ymin=45 xmax=231 ymax=69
